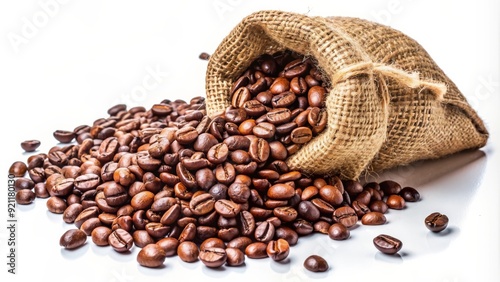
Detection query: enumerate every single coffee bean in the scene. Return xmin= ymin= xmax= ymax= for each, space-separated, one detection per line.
xmin=361 ymin=212 xmax=387 ymax=225
xmin=313 ymin=221 xmax=331 ymax=234
xmin=9 ymin=161 xmax=28 ymax=177
xmin=373 ymin=234 xmax=403 ymax=254
xmin=200 ymin=238 xmax=225 ymax=251
xmin=283 ymin=59 xmax=309 ymax=79
xmin=156 ymin=237 xmax=179 ymax=257
xmin=189 ymin=193 xmax=215 ymax=216
xmin=425 ymin=212 xmax=449 ymax=232
xmin=266 ymin=239 xmax=290 ymax=261
xmin=232 ymin=87 xmax=252 ymax=108
xmin=307 ymin=85 xmax=326 ymax=107
xmin=53 ymin=130 xmax=76 ymax=143
xmin=91 ymin=226 xmax=112 ymax=246
xmin=273 ymin=206 xmax=298 ymax=222
xmin=245 ymin=242 xmax=268 ymax=259
xmin=379 ymin=180 xmax=402 ymax=195
xmin=332 ymin=206 xmax=358 ymax=228
xmin=267 ymin=183 xmax=295 ymax=200
xmin=399 ymin=187 xmax=420 ymax=202
xmin=46 ymin=196 xmax=67 ymax=214
xmin=297 ymin=200 xmax=321 ymax=222
xmin=225 ymin=247 xmax=245 ymax=266
xmin=130 ymin=191 xmax=155 ymax=210
xmin=319 ymin=185 xmax=343 ymax=206
xmin=108 ymin=228 xmax=134 ymax=253
xmin=132 ymin=230 xmax=155 ymax=248
xmin=293 ymin=219 xmax=314 ymax=236
xmin=290 ymin=127 xmax=312 ymax=144
xmin=21 ymin=140 xmax=41 ymax=152
xmin=269 ymin=77 xmax=290 ymax=94
xmin=386 ymin=194 xmax=406 ymax=210
xmin=214 ymin=199 xmax=241 ymax=218
xmin=254 ymin=221 xmax=275 ymax=242
xmin=15 ymin=189 xmax=35 ymax=205
xmin=215 ymin=162 xmax=236 ymax=185
xmin=271 ymin=91 xmax=296 ymax=108
xmin=352 ymin=200 xmax=370 ymax=218
xmin=177 ymin=241 xmax=199 ymax=262
xmin=249 ymin=137 xmax=270 ymax=163
xmin=34 ymin=182 xmax=49 ymax=198
xmin=230 ymin=76 xmax=249 ymax=94
xmin=80 ymin=217 xmax=102 ymax=236
xmin=328 ymin=223 xmax=350 ymax=240
xmin=59 ymin=229 xmax=87 ymax=249
xmin=369 ymin=200 xmax=388 ymax=214
xmin=266 ymin=108 xmax=291 ymax=125
xmin=290 ymin=76 xmax=308 ymax=95
xmin=199 ymin=247 xmax=227 ymax=268
xmin=307 ymin=107 xmax=327 ymax=134
xmin=137 ymin=243 xmax=167 ymax=268
xmin=303 ymin=255 xmax=329 ymax=272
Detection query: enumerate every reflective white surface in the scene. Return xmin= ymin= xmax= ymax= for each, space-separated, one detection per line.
xmin=1 ymin=1 xmax=499 ymax=281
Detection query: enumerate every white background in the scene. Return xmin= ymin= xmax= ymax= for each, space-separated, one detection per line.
xmin=0 ymin=1 xmax=499 ymax=281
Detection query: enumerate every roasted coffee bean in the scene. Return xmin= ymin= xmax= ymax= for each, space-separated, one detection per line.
xmin=224 ymin=107 xmax=247 ymax=123
xmin=46 ymin=196 xmax=67 ymax=214
xmin=399 ymin=187 xmax=420 ymax=202
xmin=373 ymin=234 xmax=403 ymax=254
xmin=254 ymin=221 xmax=275 ymax=242
xmin=108 ymin=228 xmax=134 ymax=253
xmin=232 ymin=87 xmax=252 ymax=108
xmin=199 ymin=247 xmax=227 ymax=268
xmin=267 ymin=183 xmax=295 ymax=200
xmin=370 ymin=200 xmax=388 ymax=214
xmin=175 ymin=126 xmax=199 ymax=145
xmin=63 ymin=203 xmax=84 ymax=224
xmin=91 ymin=226 xmax=112 ymax=246
xmin=225 ymin=247 xmax=245 ymax=266
xmin=332 ymin=206 xmax=358 ymax=228
xmin=21 ymin=140 xmax=41 ymax=152
xmin=133 ymin=230 xmax=155 ymax=248
xmin=245 ymin=242 xmax=268 ymax=259
xmin=243 ymin=99 xmax=267 ymax=116
xmin=425 ymin=212 xmax=449 ymax=232
xmin=304 ymin=255 xmax=329 ymax=272
xmin=214 ymin=199 xmax=241 ymax=218
xmin=131 ymin=191 xmax=154 ymax=210
xmin=307 ymin=107 xmax=327 ymax=134
xmin=266 ymin=108 xmax=291 ymax=125
xmin=308 ymin=85 xmax=326 ymax=107
xmin=177 ymin=241 xmax=199 ymax=262
xmin=328 ymin=223 xmax=350 ymax=240
xmin=156 ymin=237 xmax=179 ymax=256
xmin=283 ymin=59 xmax=309 ymax=79
xmin=266 ymin=239 xmax=290 ymax=261
xmin=386 ymin=194 xmax=406 ymax=210
xmin=59 ymin=229 xmax=86 ymax=249
xmin=15 ymin=189 xmax=35 ymax=205
xmin=189 ymin=193 xmax=215 ymax=215
xmin=293 ymin=219 xmax=314 ymax=236
xmin=215 ymin=162 xmax=236 ymax=185
xmin=272 ymin=206 xmax=298 ymax=222
xmin=249 ymin=137 xmax=270 ymax=163
xmin=352 ymin=200 xmax=370 ymax=218
xmin=298 ymin=201 xmax=320 ymax=222
xmin=137 ymin=243 xmax=166 ymax=268
xmin=268 ymin=141 xmax=287 ymax=161
xmin=319 ymin=185 xmax=343 ymax=206
xmin=313 ymin=221 xmax=331 ymax=234
xmin=271 ymin=91 xmax=296 ymax=108
xmin=34 ymin=182 xmax=49 ymax=198
xmin=230 ymin=76 xmax=249 ymax=94
xmin=80 ymin=217 xmax=102 ymax=236
xmin=361 ymin=212 xmax=387 ymax=225
xmin=53 ymin=130 xmax=75 ymax=143
xmin=252 ymin=122 xmax=276 ymax=139
xmin=14 ymin=177 xmax=35 ymax=190
xmin=290 ymin=76 xmax=308 ymax=95
xmin=290 ymin=127 xmax=312 ymax=144
xmin=379 ymin=180 xmax=402 ymax=195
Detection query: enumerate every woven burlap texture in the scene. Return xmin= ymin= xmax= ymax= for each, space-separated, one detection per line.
xmin=205 ymin=10 xmax=489 ymax=179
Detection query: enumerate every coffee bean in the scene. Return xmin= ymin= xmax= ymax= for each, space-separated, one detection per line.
xmin=332 ymin=206 xmax=357 ymax=228
xmin=373 ymin=234 xmax=402 ymax=254
xmin=298 ymin=200 xmax=320 ymax=222
xmin=137 ymin=243 xmax=166 ymax=268
xmin=199 ymin=247 xmax=227 ymax=268
xmin=313 ymin=221 xmax=331 ymax=234
xmin=319 ymin=185 xmax=343 ymax=206
xmin=46 ymin=196 xmax=67 ymax=214
xmin=91 ymin=226 xmax=112 ymax=246
xmin=132 ymin=230 xmax=155 ymax=248
xmin=80 ymin=217 xmax=102 ymax=236
xmin=386 ymin=194 xmax=406 ymax=210
xmin=273 ymin=206 xmax=298 ymax=222
xmin=284 ymin=59 xmax=309 ymax=79
xmin=215 ymin=162 xmax=236 ymax=185
xmin=189 ymin=193 xmax=215 ymax=215
xmin=307 ymin=107 xmax=327 ymax=134
xmin=266 ymin=239 xmax=290 ymax=261
xmin=361 ymin=212 xmax=386 ymax=225
xmin=53 ymin=130 xmax=75 ymax=143
xmin=177 ymin=241 xmax=199 ymax=262
xmin=249 ymin=137 xmax=270 ymax=163
xmin=225 ymin=247 xmax=245 ymax=266
xmin=156 ymin=237 xmax=179 ymax=257
xmin=21 ymin=140 xmax=41 ymax=152
xmin=399 ymin=187 xmax=420 ymax=202
xmin=108 ymin=228 xmax=134 ymax=253
xmin=369 ymin=200 xmax=388 ymax=214
xmin=303 ymin=255 xmax=329 ymax=272
xmin=308 ymin=85 xmax=326 ymax=107
xmin=254 ymin=221 xmax=275 ymax=242
xmin=59 ymin=229 xmax=87 ymax=249
xmin=293 ymin=219 xmax=314 ymax=236
xmin=266 ymin=108 xmax=291 ymax=125
xmin=232 ymin=87 xmax=252 ymax=108
xmin=425 ymin=212 xmax=449 ymax=232
xmin=290 ymin=127 xmax=312 ymax=144
xmin=328 ymin=223 xmax=350 ymax=240
xmin=214 ymin=199 xmax=241 ymax=218
xmin=379 ymin=180 xmax=402 ymax=195
xmin=15 ymin=189 xmax=35 ymax=205
xmin=230 ymin=76 xmax=249 ymax=94
xmin=245 ymin=242 xmax=268 ymax=259
xmin=267 ymin=183 xmax=295 ymax=200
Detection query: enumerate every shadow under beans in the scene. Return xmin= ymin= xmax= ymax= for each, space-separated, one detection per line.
xmin=374 ymin=251 xmax=405 ymax=264
xmin=60 ymin=242 xmax=90 ymax=259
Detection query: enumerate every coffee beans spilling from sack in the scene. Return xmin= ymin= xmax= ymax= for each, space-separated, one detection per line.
xmin=206 ymin=10 xmax=488 ymax=179
xmin=10 ymin=50 xmax=420 ymax=270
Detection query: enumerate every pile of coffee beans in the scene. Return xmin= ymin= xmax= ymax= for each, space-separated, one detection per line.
xmin=8 ymin=50 xmax=446 ymax=273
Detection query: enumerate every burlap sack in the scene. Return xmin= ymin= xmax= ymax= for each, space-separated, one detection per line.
xmin=205 ymin=10 xmax=489 ymax=179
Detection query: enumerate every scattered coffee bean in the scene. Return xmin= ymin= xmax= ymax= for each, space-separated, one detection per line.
xmin=266 ymin=239 xmax=290 ymax=261
xmin=361 ymin=212 xmax=387 ymax=225
xmin=21 ymin=140 xmax=41 ymax=152
xmin=386 ymin=195 xmax=406 ymax=210
xmin=225 ymin=247 xmax=245 ymax=266
xmin=60 ymin=229 xmax=87 ymax=249
xmin=137 ymin=243 xmax=166 ymax=268
xmin=199 ymin=52 xmax=210 ymax=60
xmin=9 ymin=161 xmax=27 ymax=177
xmin=303 ymin=255 xmax=329 ymax=272
xmin=399 ymin=187 xmax=420 ymax=202
xmin=373 ymin=234 xmax=402 ymax=255
xmin=199 ymin=247 xmax=227 ymax=268
xmin=15 ymin=189 xmax=35 ymax=205
xmin=425 ymin=212 xmax=449 ymax=232
xmin=328 ymin=223 xmax=350 ymax=240
xmin=177 ymin=241 xmax=199 ymax=263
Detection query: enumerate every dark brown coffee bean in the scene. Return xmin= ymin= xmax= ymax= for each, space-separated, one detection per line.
xmin=308 ymin=85 xmax=326 ymax=107
xmin=289 ymin=76 xmax=308 ymax=95
xmin=108 ymin=228 xmax=133 ymax=253
xmin=230 ymin=76 xmax=249 ymax=94
xmin=298 ymin=200 xmax=321 ymax=222
xmin=137 ymin=243 xmax=166 ymax=268
xmin=156 ymin=237 xmax=179 ymax=257
xmin=238 ymin=210 xmax=255 ymax=236
xmin=28 ymin=167 xmax=46 ymax=183
xmin=266 ymin=239 xmax=290 ymax=261
xmin=386 ymin=194 xmax=406 ymax=210
xmin=252 ymin=122 xmax=276 ymax=139
xmin=225 ymin=247 xmax=245 ymax=266
xmin=266 ymin=108 xmax=291 ymax=125
xmin=132 ymin=230 xmax=155 ymax=248
xmin=232 ymin=87 xmax=252 ymax=108
xmin=14 ymin=177 xmax=34 ymax=190
xmin=97 ymin=137 xmax=119 ymax=163
xmin=271 ymin=91 xmax=296 ymax=108
xmin=245 ymin=242 xmax=268 ymax=259
xmin=177 ymin=241 xmax=199 ymax=262
xmin=254 ymin=221 xmax=275 ymax=242
xmin=214 ymin=199 xmax=241 ymax=218
xmin=373 ymin=234 xmax=403 ymax=254
xmin=248 ymin=137 xmax=270 ymax=163
xmin=15 ymin=189 xmax=35 ymax=205
xmin=80 ymin=217 xmax=102 ymax=236
xmin=207 ymin=143 xmax=229 ymax=165
xmin=53 ymin=130 xmax=75 ymax=143
xmin=21 ymin=140 xmax=41 ymax=152
xmin=91 ymin=226 xmax=112 ymax=246
xmin=273 ymin=206 xmax=298 ymax=222
xmin=199 ymin=247 xmax=227 ymax=268
xmin=224 ymin=107 xmax=247 ymax=123
xmin=269 ymin=77 xmax=290 ymax=94
xmin=59 ymin=229 xmax=87 ymax=249
xmin=175 ymin=126 xmax=199 ymax=145
xmin=46 ymin=196 xmax=67 ymax=214
xmin=332 ymin=206 xmax=358 ymax=228
xmin=33 ymin=182 xmax=48 ymax=198
xmin=304 ymin=255 xmax=329 ymax=272
xmin=319 ymin=185 xmax=343 ymax=206
xmin=361 ymin=212 xmax=387 ymax=225
xmin=328 ymin=223 xmax=350 ymax=240
xmin=399 ymin=187 xmax=420 ymax=202
xmin=379 ymin=180 xmax=402 ymax=195
xmin=369 ymin=200 xmax=388 ymax=214
xmin=313 ymin=221 xmax=331 ymax=234
xmin=223 ymin=135 xmax=251 ymax=151
xmin=267 ymin=183 xmax=295 ymax=200
xmin=189 ymin=193 xmax=215 ymax=215
xmin=215 ymin=162 xmax=236 ymax=185
xmin=344 ymin=180 xmax=364 ymax=197
xmin=290 ymin=127 xmax=312 ymax=144
xmin=283 ymin=59 xmax=309 ymax=79
xmin=275 ymin=226 xmax=299 ymax=246
xmin=62 ymin=203 xmax=84 ymax=224
xmin=307 ymin=107 xmax=327 ymax=134
xmin=425 ymin=212 xmax=449 ymax=232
